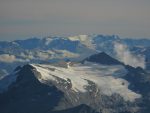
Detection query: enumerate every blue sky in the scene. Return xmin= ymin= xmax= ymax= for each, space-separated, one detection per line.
xmin=0 ymin=0 xmax=150 ymax=41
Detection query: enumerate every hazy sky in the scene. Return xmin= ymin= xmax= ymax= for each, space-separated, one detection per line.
xmin=0 ymin=0 xmax=150 ymax=41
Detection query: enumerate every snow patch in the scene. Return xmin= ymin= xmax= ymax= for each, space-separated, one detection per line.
xmin=44 ymin=37 xmax=53 ymax=45
xmin=32 ymin=63 xmax=141 ymax=102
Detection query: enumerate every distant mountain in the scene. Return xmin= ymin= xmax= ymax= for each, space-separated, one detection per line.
xmin=0 ymin=53 xmax=150 ymax=113
xmin=83 ymin=52 xmax=123 ymax=65
xmin=0 ymin=34 xmax=150 ymax=78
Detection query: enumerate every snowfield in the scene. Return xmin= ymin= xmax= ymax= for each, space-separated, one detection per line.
xmin=31 ymin=62 xmax=141 ymax=102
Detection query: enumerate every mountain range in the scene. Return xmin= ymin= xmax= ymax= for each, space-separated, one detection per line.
xmin=0 ymin=35 xmax=150 ymax=78
xmin=0 ymin=35 xmax=150 ymax=113
xmin=0 ymin=52 xmax=150 ymax=113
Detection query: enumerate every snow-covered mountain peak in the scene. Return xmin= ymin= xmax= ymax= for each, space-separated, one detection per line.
xmin=31 ymin=62 xmax=141 ymax=102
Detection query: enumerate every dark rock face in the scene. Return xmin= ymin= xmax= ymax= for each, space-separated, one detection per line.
xmin=83 ymin=52 xmax=123 ymax=65
xmin=0 ymin=65 xmax=63 ymax=113
xmin=124 ymin=65 xmax=150 ymax=113
xmin=51 ymin=104 xmax=101 ymax=113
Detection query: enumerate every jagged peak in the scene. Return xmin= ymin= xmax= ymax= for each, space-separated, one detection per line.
xmin=83 ymin=52 xmax=123 ymax=65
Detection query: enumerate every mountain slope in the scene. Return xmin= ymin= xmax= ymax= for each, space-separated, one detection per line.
xmin=51 ymin=104 xmax=100 ymax=113
xmin=83 ymin=52 xmax=123 ymax=65
xmin=0 ymin=65 xmax=63 ymax=113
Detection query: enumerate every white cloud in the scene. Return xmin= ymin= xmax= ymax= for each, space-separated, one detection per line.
xmin=0 ymin=54 xmax=26 ymax=63
xmin=114 ymin=42 xmax=145 ymax=68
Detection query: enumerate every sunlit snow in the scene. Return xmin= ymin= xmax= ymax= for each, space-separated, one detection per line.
xmin=32 ymin=62 xmax=141 ymax=102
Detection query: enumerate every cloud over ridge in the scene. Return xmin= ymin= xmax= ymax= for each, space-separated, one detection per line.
xmin=114 ymin=42 xmax=145 ymax=68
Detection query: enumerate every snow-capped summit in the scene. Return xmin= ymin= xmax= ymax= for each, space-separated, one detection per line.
xmin=31 ymin=62 xmax=140 ymax=101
